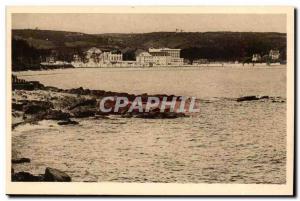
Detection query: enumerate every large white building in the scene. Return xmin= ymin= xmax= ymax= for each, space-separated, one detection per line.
xmin=149 ymin=50 xmax=172 ymax=66
xmin=149 ymin=48 xmax=180 ymax=58
xmin=136 ymin=48 xmax=184 ymax=66
xmin=149 ymin=48 xmax=183 ymax=66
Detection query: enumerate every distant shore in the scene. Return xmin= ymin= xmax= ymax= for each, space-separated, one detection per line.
xmin=13 ymin=62 xmax=286 ymax=73
xmin=71 ymin=63 xmax=284 ymax=68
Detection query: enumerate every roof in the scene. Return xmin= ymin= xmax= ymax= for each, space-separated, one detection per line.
xmin=149 ymin=48 xmax=181 ymax=52
xmin=86 ymin=47 xmax=102 ymax=54
xmin=137 ymin=52 xmax=152 ymax=57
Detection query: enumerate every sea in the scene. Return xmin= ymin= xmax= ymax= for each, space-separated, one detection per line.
xmin=12 ymin=66 xmax=287 ymax=183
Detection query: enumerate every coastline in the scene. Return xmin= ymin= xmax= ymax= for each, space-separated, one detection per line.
xmin=14 ymin=63 xmax=286 ymax=72
xmin=11 ymin=76 xmax=188 ymax=181
xmin=11 ymin=71 xmax=286 ymax=182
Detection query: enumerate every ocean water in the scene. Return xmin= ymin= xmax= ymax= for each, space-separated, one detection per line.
xmin=13 ymin=66 xmax=287 ymax=183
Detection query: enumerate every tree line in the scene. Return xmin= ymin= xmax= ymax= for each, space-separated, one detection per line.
xmin=12 ymin=30 xmax=287 ymax=71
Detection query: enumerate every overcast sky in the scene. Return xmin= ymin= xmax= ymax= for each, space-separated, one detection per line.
xmin=12 ymin=13 xmax=286 ymax=34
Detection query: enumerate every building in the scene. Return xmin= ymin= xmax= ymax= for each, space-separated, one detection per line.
xmin=136 ymin=52 xmax=154 ymax=67
xmin=109 ymin=53 xmax=122 ymax=62
xmin=252 ymin=54 xmax=262 ymax=62
xmin=86 ymin=47 xmax=102 ymax=56
xmin=149 ymin=48 xmax=180 ymax=58
xmin=170 ymin=57 xmax=184 ymax=65
xmin=149 ymin=51 xmax=171 ymax=66
xmin=100 ymin=51 xmax=123 ymax=64
xmin=73 ymin=47 xmax=123 ymax=67
xmin=148 ymin=48 xmax=184 ymax=66
xmin=85 ymin=47 xmax=102 ymax=63
xmin=269 ymin=50 xmax=280 ymax=60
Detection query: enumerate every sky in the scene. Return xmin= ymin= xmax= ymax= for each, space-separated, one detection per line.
xmin=12 ymin=13 xmax=287 ymax=34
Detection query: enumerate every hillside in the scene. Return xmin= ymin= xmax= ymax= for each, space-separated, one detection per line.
xmin=12 ymin=29 xmax=287 ymax=70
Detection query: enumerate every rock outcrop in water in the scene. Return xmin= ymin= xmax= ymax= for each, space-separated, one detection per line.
xmin=44 ymin=167 xmax=72 ymax=182
xmin=12 ymin=75 xmax=187 ymax=129
xmin=12 ymin=76 xmax=285 ymax=130
xmin=12 ymin=171 xmax=44 ymax=182
xmin=236 ymin=95 xmax=285 ymax=102
xmin=12 ymin=167 xmax=71 ymax=182
xmin=57 ymin=119 xmax=79 ymax=125
xmin=12 ymin=158 xmax=31 ymax=164
xmin=236 ymin=96 xmax=260 ymax=102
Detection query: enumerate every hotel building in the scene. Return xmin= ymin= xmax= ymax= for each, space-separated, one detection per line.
xmin=136 ymin=48 xmax=184 ymax=66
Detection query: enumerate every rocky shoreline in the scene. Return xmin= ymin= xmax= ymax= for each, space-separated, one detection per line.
xmin=12 ymin=75 xmax=286 ymax=129
xmin=12 ymin=75 xmax=190 ymax=130
xmin=12 ymin=75 xmax=192 ymax=181
xmin=12 ymin=167 xmax=71 ymax=182
xmin=11 ymin=75 xmax=285 ymax=182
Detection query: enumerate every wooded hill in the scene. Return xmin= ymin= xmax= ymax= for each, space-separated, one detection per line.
xmin=12 ymin=29 xmax=286 ymax=70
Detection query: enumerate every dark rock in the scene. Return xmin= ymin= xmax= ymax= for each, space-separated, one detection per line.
xmin=166 ymin=95 xmax=177 ymax=101
xmin=134 ymin=113 xmax=155 ymax=119
xmin=22 ymin=100 xmax=53 ymax=114
xmin=43 ymin=86 xmax=62 ymax=92
xmin=23 ymin=104 xmax=47 ymax=114
xmin=163 ymin=112 xmax=186 ymax=118
xmin=139 ymin=93 xmax=148 ymax=102
xmin=44 ymin=110 xmax=70 ymax=120
xmin=149 ymin=107 xmax=164 ymax=113
xmin=69 ymin=98 xmax=97 ymax=110
xmin=84 ymin=88 xmax=90 ymax=95
xmin=44 ymin=167 xmax=71 ymax=182
xmin=12 ymin=83 xmax=35 ymax=91
xmin=127 ymin=94 xmax=136 ymax=101
xmin=70 ymin=106 xmax=96 ymax=118
xmin=57 ymin=96 xmax=84 ymax=109
xmin=134 ymin=112 xmax=185 ymax=119
xmin=57 ymin=119 xmax=79 ymax=125
xmin=30 ymin=81 xmax=45 ymax=90
xmin=12 ymin=122 xmax=26 ymax=130
xmin=12 ymin=158 xmax=31 ymax=164
xmin=12 ymin=103 xmax=24 ymax=111
xmin=94 ymin=114 xmax=110 ymax=119
xmin=236 ymin=96 xmax=259 ymax=102
xmin=12 ymin=171 xmax=44 ymax=182
xmin=66 ymin=87 xmax=89 ymax=95
xmin=90 ymin=90 xmax=105 ymax=97
xmin=12 ymin=111 xmax=22 ymax=118
xmin=103 ymin=91 xmax=115 ymax=97
xmin=259 ymin=96 xmax=269 ymax=99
